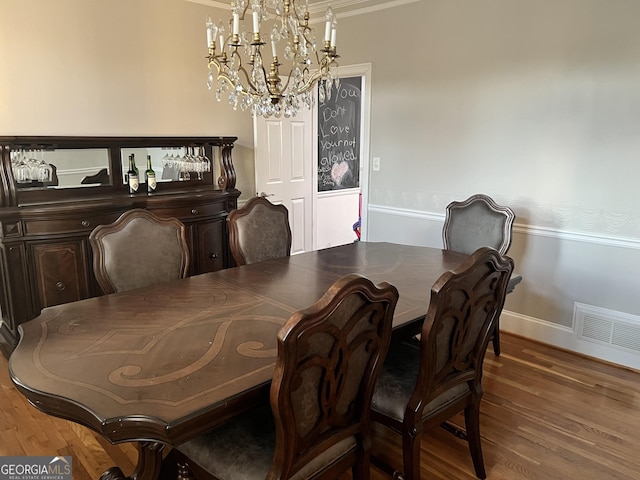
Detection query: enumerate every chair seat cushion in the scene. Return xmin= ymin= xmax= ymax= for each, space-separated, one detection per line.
xmin=372 ymin=341 xmax=470 ymax=422
xmin=177 ymin=405 xmax=275 ymax=479
xmin=177 ymin=405 xmax=357 ymax=480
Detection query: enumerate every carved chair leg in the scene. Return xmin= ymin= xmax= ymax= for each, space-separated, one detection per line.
xmin=176 ymin=460 xmax=195 ymax=480
xmin=464 ymin=405 xmax=487 ymax=479
xmin=403 ymin=430 xmax=422 ymax=480
xmin=350 ymin=449 xmax=371 ymax=480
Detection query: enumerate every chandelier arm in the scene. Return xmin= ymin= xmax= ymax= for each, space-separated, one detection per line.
xmin=211 ymin=55 xmax=275 ymax=101
xmin=276 ymin=68 xmax=293 ymax=95
xmin=238 ymin=0 xmax=250 ymax=21
xmin=262 ymin=52 xmax=336 ymax=99
xmin=209 ymin=58 xmax=245 ymax=94
xmin=219 ymin=63 xmax=259 ymax=98
xmin=237 ymin=63 xmax=261 ymax=95
xmin=233 ymin=47 xmax=263 ymax=94
xmin=294 ymin=68 xmax=326 ymax=96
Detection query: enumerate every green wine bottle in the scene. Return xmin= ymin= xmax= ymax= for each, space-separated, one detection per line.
xmin=145 ymin=155 xmax=156 ymax=193
xmin=127 ymin=154 xmax=139 ymax=194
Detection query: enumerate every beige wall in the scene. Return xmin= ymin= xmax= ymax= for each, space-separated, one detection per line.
xmin=0 ymin=0 xmax=255 ymax=199
xmin=338 ymin=0 xmax=640 ymax=222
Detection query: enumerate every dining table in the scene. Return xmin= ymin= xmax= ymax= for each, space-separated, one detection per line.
xmin=9 ymin=241 xmax=470 ymax=480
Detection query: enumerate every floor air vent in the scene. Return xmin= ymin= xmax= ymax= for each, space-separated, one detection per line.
xmin=575 ymin=303 xmax=640 ymax=354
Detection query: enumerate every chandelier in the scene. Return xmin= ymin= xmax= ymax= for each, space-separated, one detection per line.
xmin=205 ymin=0 xmax=339 ymax=117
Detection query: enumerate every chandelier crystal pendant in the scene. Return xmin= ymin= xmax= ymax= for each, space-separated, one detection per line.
xmin=205 ymin=0 xmax=339 ymax=117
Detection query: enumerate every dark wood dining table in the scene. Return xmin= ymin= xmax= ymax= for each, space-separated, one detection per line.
xmin=9 ymin=241 xmax=469 ymax=480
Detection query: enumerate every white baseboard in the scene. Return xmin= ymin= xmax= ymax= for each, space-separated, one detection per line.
xmin=500 ymin=310 xmax=640 ymax=372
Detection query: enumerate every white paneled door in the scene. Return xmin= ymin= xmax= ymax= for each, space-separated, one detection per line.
xmin=254 ymin=106 xmax=314 ymax=255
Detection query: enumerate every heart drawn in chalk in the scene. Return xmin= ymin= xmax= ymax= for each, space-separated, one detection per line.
xmin=331 ymin=161 xmax=349 ymax=186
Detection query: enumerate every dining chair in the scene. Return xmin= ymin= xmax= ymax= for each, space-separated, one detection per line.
xmin=173 ymin=272 xmax=400 ymax=480
xmin=227 ymin=196 xmax=292 ymax=266
xmin=89 ymin=208 xmax=190 ymax=294
xmin=370 ymin=246 xmax=514 ymax=480
xmin=442 ymin=193 xmax=522 ymax=355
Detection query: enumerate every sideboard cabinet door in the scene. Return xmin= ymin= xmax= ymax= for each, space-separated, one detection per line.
xmin=29 ymin=240 xmax=90 ymax=309
xmin=196 ymin=220 xmax=226 ymax=273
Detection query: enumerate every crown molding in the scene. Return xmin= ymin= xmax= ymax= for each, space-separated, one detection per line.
xmin=184 ymin=0 xmax=422 ymax=19
xmin=184 ymin=0 xmax=231 ymax=10
xmin=307 ymin=0 xmax=421 ymax=19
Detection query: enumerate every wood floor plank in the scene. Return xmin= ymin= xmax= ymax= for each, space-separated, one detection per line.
xmin=2 ymin=332 xmax=640 ymax=479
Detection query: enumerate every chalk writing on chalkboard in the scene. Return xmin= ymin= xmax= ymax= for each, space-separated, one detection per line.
xmin=318 ymin=76 xmax=361 ymax=192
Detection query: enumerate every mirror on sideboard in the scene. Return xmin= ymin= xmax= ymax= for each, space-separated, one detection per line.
xmin=11 ymin=148 xmax=111 ymax=189
xmin=10 ymin=146 xmax=214 ymax=190
xmin=2 ymin=136 xmax=236 ymax=200
xmin=119 ymin=147 xmax=211 ymax=185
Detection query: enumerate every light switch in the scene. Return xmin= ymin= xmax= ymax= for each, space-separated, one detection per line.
xmin=372 ymin=157 xmax=381 ymax=171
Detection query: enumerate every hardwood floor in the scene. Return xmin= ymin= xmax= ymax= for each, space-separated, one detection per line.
xmin=2 ymin=333 xmax=640 ymax=479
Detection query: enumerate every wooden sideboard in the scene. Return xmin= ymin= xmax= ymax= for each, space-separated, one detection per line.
xmin=0 ymin=136 xmax=241 ymax=354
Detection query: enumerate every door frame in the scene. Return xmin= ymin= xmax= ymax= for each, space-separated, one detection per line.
xmin=312 ymin=62 xmax=372 ymax=248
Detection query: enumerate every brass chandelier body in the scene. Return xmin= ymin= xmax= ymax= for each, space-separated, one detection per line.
xmin=206 ymin=0 xmax=339 ymax=117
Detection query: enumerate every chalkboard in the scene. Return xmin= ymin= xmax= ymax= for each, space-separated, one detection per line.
xmin=317 ymin=76 xmax=361 ymax=192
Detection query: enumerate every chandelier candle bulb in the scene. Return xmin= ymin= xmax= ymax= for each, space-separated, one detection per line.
xmin=233 ymin=13 xmax=239 ymax=35
xmin=331 ymin=17 xmax=338 ymax=49
xmin=252 ymin=11 xmax=259 ymax=33
xmin=206 ymin=16 xmax=214 ymax=47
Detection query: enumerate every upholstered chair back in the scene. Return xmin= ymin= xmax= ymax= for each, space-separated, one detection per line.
xmin=442 ymin=194 xmax=515 ymax=256
xmin=89 ymin=209 xmax=189 ymax=294
xmin=269 ymin=273 xmax=398 ymax=478
xmin=418 ymin=247 xmax=513 ymax=395
xmin=227 ymin=196 xmax=292 ymax=266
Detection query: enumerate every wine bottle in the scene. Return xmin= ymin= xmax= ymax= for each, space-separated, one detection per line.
xmin=132 ymin=153 xmax=139 ymax=177
xmin=145 ymin=155 xmax=156 ymax=193
xmin=127 ymin=154 xmax=139 ymax=194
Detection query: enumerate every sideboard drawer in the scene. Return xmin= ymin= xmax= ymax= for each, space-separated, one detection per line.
xmin=24 ymin=213 xmax=122 ymax=235
xmin=150 ymin=202 xmax=226 ymax=220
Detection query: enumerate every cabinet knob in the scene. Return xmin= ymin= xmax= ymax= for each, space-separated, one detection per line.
xmin=209 ymin=253 xmax=218 ymax=259
xmin=81 ymin=220 xmax=91 ymax=227
xmin=191 ymin=208 xmax=199 ymax=215
xmin=56 ymin=282 xmax=66 ymax=291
